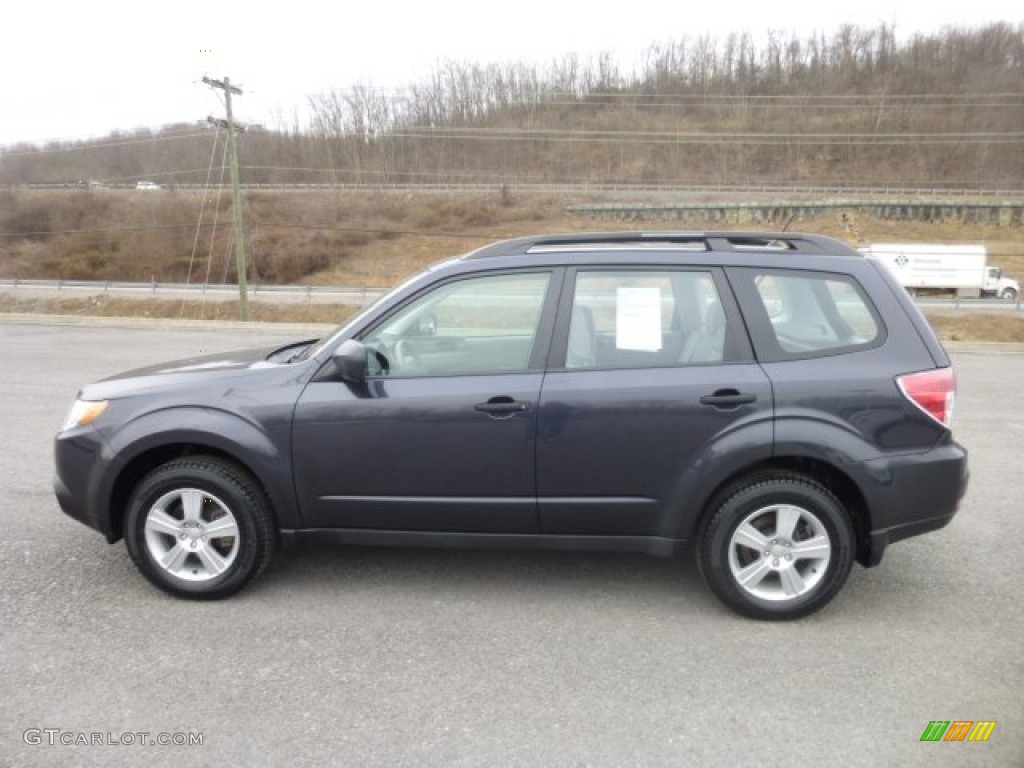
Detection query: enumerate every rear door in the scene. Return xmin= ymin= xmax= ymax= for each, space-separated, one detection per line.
xmin=535 ymin=266 xmax=774 ymax=538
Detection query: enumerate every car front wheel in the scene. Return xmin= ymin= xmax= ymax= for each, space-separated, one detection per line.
xmin=124 ymin=457 xmax=275 ymax=599
xmin=698 ymin=473 xmax=854 ymax=620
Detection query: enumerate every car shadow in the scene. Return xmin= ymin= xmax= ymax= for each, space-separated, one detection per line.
xmin=260 ymin=542 xmax=716 ymax=611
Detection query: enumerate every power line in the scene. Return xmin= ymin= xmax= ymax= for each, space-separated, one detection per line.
xmin=0 ymin=224 xmax=217 ymax=238
xmin=0 ymin=131 xmax=214 ymax=157
xmin=392 ymin=126 xmax=1024 ymax=139
xmin=3 ymin=95 xmax=1019 ymax=159
xmin=182 ymin=127 xmax=225 ymax=317
xmin=546 ymin=90 xmax=1024 ymax=103
xmin=384 ymin=129 xmax=1024 ymax=146
xmin=88 ymin=169 xmax=229 ymax=183
xmin=0 ymin=222 xmax=496 ymax=240
xmin=2 ymin=102 xmax=1020 ymax=162
xmin=203 ymin=76 xmax=250 ymax=321
xmin=247 ymin=224 xmax=494 ymax=239
xmin=238 ymin=165 xmax=548 ymax=180
xmin=306 ymin=82 xmax=1024 ymax=103
xmin=306 ymin=86 xmax=1024 ymax=106
xmin=495 ymin=100 xmax=1024 ymax=111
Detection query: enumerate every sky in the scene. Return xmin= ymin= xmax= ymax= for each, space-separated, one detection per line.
xmin=1 ymin=0 xmax=1021 ymax=147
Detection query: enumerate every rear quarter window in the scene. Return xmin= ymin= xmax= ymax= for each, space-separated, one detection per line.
xmin=731 ymin=268 xmax=885 ymax=361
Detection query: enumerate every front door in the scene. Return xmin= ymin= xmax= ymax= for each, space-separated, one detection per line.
xmin=292 ymin=270 xmax=557 ymax=533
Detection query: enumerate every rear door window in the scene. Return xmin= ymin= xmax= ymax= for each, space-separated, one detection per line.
xmin=561 ymin=269 xmax=742 ymax=369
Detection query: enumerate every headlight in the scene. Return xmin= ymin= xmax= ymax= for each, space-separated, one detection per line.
xmin=62 ymin=400 xmax=109 ymax=432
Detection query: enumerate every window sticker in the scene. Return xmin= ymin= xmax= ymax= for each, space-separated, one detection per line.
xmin=615 ymin=286 xmax=662 ymax=351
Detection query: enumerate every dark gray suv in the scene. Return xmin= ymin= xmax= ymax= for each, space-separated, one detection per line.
xmin=54 ymin=232 xmax=968 ymax=619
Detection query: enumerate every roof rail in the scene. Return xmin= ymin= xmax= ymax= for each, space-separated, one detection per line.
xmin=464 ymin=231 xmax=859 ymax=259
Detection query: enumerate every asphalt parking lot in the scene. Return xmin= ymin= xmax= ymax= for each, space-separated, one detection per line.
xmin=1 ymin=318 xmax=1021 ymax=768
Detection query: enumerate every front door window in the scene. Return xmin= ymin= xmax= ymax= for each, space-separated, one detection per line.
xmin=364 ymin=272 xmax=551 ymax=377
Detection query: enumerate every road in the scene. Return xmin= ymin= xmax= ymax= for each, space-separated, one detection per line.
xmin=1 ymin=278 xmax=1020 ymax=312
xmin=0 ymin=320 xmax=1021 ymax=768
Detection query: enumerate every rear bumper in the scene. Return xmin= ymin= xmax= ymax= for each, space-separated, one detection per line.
xmin=856 ymin=439 xmax=969 ymax=567
xmin=862 ymin=509 xmax=957 ymax=567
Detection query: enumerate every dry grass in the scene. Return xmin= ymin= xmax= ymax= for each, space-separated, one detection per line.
xmin=0 ymin=294 xmax=357 ymax=325
xmin=923 ymin=311 xmax=1024 ymax=343
xmin=3 ymin=189 xmax=1023 ymax=287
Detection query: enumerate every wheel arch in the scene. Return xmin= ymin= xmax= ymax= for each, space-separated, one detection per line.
xmin=99 ymin=407 xmax=300 ymax=542
xmin=690 ymin=456 xmax=873 ymax=567
xmin=108 ymin=443 xmax=269 ymax=542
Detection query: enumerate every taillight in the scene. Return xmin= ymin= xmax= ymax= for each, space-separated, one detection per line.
xmin=897 ymin=368 xmax=956 ymax=427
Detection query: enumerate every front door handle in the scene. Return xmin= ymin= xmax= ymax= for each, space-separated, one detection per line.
xmin=700 ymin=389 xmax=757 ymax=408
xmin=475 ymin=397 xmax=531 ymax=415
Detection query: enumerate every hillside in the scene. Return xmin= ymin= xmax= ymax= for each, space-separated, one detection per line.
xmin=2 ymin=187 xmax=1022 ymax=286
xmin=2 ymin=24 xmax=1023 ymax=190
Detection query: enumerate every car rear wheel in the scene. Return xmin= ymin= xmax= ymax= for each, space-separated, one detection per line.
xmin=124 ymin=457 xmax=275 ymax=599
xmin=698 ymin=473 xmax=854 ymax=620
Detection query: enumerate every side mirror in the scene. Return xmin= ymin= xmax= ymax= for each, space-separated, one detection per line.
xmin=331 ymin=339 xmax=368 ymax=384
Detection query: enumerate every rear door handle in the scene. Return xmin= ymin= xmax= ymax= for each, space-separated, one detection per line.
xmin=700 ymin=389 xmax=757 ymax=408
xmin=475 ymin=398 xmax=531 ymax=415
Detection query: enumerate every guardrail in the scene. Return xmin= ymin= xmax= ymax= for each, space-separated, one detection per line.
xmin=915 ymin=296 xmax=1023 ymax=311
xmin=0 ymin=278 xmax=1020 ymax=311
xmin=567 ymin=200 xmax=1024 ymax=226
xmin=0 ymin=278 xmax=387 ymax=305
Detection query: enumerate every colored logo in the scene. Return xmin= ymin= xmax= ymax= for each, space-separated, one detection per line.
xmin=920 ymin=721 xmax=996 ymax=742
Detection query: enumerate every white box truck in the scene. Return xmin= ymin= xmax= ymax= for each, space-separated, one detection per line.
xmin=859 ymin=243 xmax=1019 ymax=300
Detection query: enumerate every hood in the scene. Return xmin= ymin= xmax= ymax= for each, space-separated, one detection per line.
xmin=82 ymin=345 xmax=284 ymax=400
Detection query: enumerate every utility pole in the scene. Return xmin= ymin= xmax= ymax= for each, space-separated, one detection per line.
xmin=203 ymin=76 xmax=249 ymax=320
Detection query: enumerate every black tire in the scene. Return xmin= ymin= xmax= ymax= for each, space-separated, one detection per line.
xmin=698 ymin=472 xmax=854 ymax=620
xmin=1000 ymin=287 xmax=1018 ymax=301
xmin=124 ymin=456 xmax=275 ymax=599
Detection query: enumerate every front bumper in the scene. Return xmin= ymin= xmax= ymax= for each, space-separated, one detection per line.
xmin=53 ymin=429 xmax=116 ymax=541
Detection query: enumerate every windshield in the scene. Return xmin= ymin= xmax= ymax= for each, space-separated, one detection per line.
xmin=291 ymin=268 xmax=434 ymax=362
